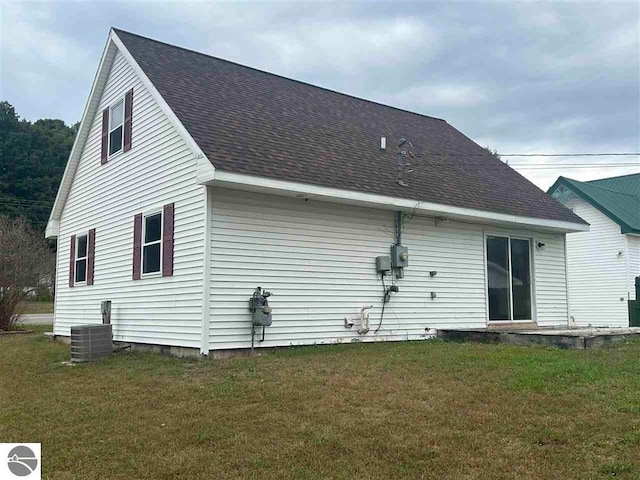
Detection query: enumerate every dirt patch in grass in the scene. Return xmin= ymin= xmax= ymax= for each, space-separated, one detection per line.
xmin=1 ymin=333 xmax=639 ymax=479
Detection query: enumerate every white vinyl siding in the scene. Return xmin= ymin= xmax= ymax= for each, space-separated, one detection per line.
xmin=483 ymin=227 xmax=568 ymax=327
xmin=53 ymin=49 xmax=205 ymax=348
xmin=531 ymin=232 xmax=569 ymax=326
xmin=207 ymin=188 xmax=568 ymax=351
xmin=564 ymin=198 xmax=629 ymax=326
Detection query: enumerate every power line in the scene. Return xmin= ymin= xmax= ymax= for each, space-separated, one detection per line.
xmin=389 ymin=151 xmax=640 ymax=159
xmin=0 ymin=198 xmax=53 ymax=206
xmin=511 ymin=164 xmax=640 ymax=169
xmin=500 ymin=153 xmax=640 ymax=157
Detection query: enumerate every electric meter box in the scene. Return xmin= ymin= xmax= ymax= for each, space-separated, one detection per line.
xmin=376 ymin=256 xmax=391 ymax=273
xmin=391 ymin=245 xmax=409 ymax=268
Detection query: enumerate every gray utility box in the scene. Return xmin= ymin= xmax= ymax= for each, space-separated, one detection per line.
xmin=70 ymin=324 xmax=113 ymax=363
xmin=376 ymin=256 xmax=391 ymax=273
xmin=391 ymin=245 xmax=409 ymax=268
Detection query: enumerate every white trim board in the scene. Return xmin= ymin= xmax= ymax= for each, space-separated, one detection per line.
xmin=208 ymin=171 xmax=589 ymax=234
xmin=200 ymin=185 xmax=212 ymax=355
xmin=46 ymin=36 xmax=117 ymax=238
xmin=46 ymin=28 xmax=215 ymax=239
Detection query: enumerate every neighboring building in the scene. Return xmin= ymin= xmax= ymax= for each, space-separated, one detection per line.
xmin=46 ymin=29 xmax=588 ymax=356
xmin=549 ymin=174 xmax=640 ymax=327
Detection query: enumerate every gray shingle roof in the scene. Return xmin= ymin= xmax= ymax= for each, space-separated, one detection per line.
xmin=114 ymin=28 xmax=585 ymax=225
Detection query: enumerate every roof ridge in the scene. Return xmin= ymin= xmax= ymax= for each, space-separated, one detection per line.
xmin=586 ymin=172 xmax=640 ymax=182
xmin=112 ymin=27 xmax=448 ymax=124
xmin=564 ymin=176 xmax=640 ymax=198
xmin=109 ymin=28 xmax=586 ymax=227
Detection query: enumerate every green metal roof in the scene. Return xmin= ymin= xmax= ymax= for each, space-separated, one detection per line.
xmin=548 ymin=173 xmax=640 ymax=234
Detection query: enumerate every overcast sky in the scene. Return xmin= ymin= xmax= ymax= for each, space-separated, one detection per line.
xmin=2 ymin=0 xmax=639 ymax=189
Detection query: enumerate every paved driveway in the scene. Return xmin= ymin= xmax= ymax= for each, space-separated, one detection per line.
xmin=19 ymin=314 xmax=53 ymax=325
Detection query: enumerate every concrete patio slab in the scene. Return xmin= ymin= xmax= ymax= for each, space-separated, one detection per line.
xmin=437 ymin=327 xmax=640 ymax=349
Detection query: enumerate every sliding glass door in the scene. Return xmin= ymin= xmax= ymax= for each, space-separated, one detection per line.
xmin=486 ymin=235 xmax=533 ymax=322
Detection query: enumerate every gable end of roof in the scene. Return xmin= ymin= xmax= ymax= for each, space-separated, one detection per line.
xmin=548 ymin=176 xmax=640 ymax=234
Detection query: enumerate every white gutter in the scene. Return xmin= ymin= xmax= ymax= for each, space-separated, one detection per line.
xmin=208 ymin=171 xmax=589 ymax=234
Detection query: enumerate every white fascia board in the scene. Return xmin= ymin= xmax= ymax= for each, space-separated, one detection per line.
xmin=210 ymin=171 xmax=590 ymax=234
xmin=45 ymin=33 xmax=118 ymax=239
xmin=45 ymin=219 xmax=59 ymax=239
xmin=46 ymin=29 xmax=216 ymax=239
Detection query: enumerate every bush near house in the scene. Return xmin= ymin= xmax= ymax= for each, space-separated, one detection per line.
xmin=0 ymin=216 xmax=55 ymax=329
xmin=1 ymin=331 xmax=640 ymax=479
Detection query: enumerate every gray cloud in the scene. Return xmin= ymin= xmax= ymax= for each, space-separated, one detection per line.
xmin=2 ymin=0 xmax=638 ymax=189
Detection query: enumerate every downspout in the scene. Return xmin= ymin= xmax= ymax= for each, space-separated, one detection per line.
xmin=624 ymin=234 xmax=631 ymax=301
xmin=200 ymin=185 xmax=212 ymax=355
xmin=563 ymin=234 xmax=574 ymax=327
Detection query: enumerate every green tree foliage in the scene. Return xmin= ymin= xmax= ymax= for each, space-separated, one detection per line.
xmin=482 ymin=146 xmax=502 ymax=161
xmin=0 ymin=101 xmax=77 ymax=231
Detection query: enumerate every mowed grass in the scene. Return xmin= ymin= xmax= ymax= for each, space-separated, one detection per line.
xmin=20 ymin=301 xmax=54 ymax=314
xmin=2 ymin=328 xmax=640 ymax=480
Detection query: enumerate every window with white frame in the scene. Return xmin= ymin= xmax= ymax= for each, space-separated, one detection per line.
xmin=75 ymin=234 xmax=88 ymax=283
xmin=142 ymin=212 xmax=162 ymax=274
xmin=108 ymin=99 xmax=124 ymax=156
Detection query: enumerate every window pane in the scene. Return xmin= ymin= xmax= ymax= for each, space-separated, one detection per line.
xmin=487 ymin=236 xmax=511 ymax=321
xmin=143 ymin=244 xmax=161 ymax=274
xmin=109 ymin=126 xmax=123 ymax=155
xmin=75 ymin=259 xmax=87 ymax=282
xmin=110 ymin=100 xmax=124 ymax=128
xmin=511 ymin=239 xmax=532 ymax=320
xmin=77 ymin=235 xmax=87 ymax=258
xmin=145 ymin=213 xmax=162 ymax=243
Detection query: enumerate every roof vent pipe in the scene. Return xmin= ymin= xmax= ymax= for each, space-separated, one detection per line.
xmin=380 ymin=137 xmax=386 ymax=150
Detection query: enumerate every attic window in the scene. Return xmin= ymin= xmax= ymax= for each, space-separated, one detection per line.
xmin=108 ymin=99 xmax=124 ymax=156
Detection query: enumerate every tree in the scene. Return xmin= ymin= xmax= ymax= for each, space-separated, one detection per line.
xmin=0 ymin=215 xmax=55 ymax=330
xmin=483 ymin=146 xmax=502 ymax=161
xmin=0 ymin=101 xmax=76 ymax=232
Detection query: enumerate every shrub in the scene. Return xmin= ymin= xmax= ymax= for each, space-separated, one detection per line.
xmin=0 ymin=216 xmax=55 ymax=329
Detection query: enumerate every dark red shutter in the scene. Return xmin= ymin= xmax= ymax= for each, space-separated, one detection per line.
xmin=69 ymin=235 xmax=76 ymax=287
xmin=101 ymin=108 xmax=109 ymax=164
xmin=87 ymin=229 xmax=96 ymax=285
xmin=123 ymin=88 xmax=133 ymax=152
xmin=162 ymin=203 xmax=174 ymax=277
xmin=133 ymin=214 xmax=142 ymax=280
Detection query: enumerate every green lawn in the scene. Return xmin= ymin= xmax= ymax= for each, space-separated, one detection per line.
xmin=20 ymin=301 xmax=54 ymax=314
xmin=2 ymin=327 xmax=640 ymax=479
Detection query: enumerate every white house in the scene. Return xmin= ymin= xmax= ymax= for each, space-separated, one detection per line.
xmin=549 ymin=174 xmax=640 ymax=327
xmin=46 ymin=29 xmax=589 ymax=357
